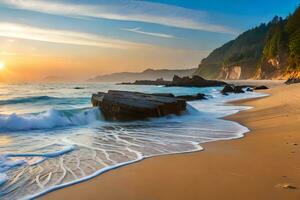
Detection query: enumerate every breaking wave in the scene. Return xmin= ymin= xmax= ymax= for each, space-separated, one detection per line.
xmin=0 ymin=96 xmax=88 ymax=105
xmin=0 ymin=108 xmax=101 ymax=131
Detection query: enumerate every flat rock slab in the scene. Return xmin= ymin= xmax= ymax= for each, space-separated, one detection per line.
xmin=92 ymin=90 xmax=187 ymax=120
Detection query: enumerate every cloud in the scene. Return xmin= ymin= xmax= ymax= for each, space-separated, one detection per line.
xmin=0 ymin=0 xmax=236 ymax=34
xmin=0 ymin=22 xmax=147 ymax=49
xmin=122 ymin=27 xmax=174 ymax=38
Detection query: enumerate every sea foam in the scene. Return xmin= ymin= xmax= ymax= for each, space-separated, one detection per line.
xmin=0 ymin=108 xmax=101 ymax=131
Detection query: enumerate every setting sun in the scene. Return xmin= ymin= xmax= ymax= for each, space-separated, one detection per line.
xmin=0 ymin=61 xmax=5 ymax=70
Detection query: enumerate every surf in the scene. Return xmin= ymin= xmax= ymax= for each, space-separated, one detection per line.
xmin=0 ymin=108 xmax=101 ymax=132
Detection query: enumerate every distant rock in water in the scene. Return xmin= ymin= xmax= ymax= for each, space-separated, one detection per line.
xmin=221 ymin=85 xmax=245 ymax=95
xmin=254 ymin=85 xmax=269 ymax=90
xmin=91 ymin=90 xmax=187 ymax=121
xmin=74 ymin=87 xmax=84 ymax=89
xmin=221 ymin=84 xmax=268 ymax=95
xmin=119 ymin=78 xmax=171 ymax=86
xmin=167 ymin=75 xmax=227 ymax=87
xmin=121 ymin=75 xmax=227 ymax=88
xmin=246 ymin=88 xmax=254 ymax=92
xmin=151 ymin=93 xmax=207 ymax=101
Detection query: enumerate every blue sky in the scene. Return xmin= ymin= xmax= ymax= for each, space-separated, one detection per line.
xmin=0 ymin=0 xmax=298 ymax=50
xmin=0 ymin=0 xmax=299 ymax=81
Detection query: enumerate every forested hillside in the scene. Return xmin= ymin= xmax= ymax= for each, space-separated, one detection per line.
xmin=195 ymin=6 xmax=300 ymax=80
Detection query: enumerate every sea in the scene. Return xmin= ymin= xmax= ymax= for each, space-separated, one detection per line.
xmin=0 ymin=83 xmax=267 ymax=199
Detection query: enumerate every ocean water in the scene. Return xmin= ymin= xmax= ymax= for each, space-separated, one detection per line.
xmin=0 ymin=83 xmax=267 ymax=199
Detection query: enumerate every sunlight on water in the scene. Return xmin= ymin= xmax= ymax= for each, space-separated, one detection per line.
xmin=0 ymin=136 xmax=11 ymax=146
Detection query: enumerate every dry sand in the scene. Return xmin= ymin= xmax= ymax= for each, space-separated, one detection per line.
xmin=42 ymin=83 xmax=300 ymax=200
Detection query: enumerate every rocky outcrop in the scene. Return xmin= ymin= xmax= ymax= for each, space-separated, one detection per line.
xmin=166 ymin=75 xmax=227 ymax=87
xmin=221 ymin=85 xmax=245 ymax=95
xmin=221 ymin=84 xmax=268 ymax=94
xmin=176 ymin=93 xmax=207 ymax=101
xmin=121 ymin=75 xmax=227 ymax=88
xmin=254 ymin=86 xmax=269 ymax=90
xmin=91 ymin=90 xmax=187 ymax=120
xmin=152 ymin=93 xmax=207 ymax=101
xmin=285 ymin=71 xmax=300 ymax=84
xmin=285 ymin=77 xmax=300 ymax=84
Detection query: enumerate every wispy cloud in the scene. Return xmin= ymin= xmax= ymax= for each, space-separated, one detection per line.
xmin=0 ymin=22 xmax=146 ymax=49
xmin=0 ymin=0 xmax=236 ymax=34
xmin=122 ymin=27 xmax=174 ymax=38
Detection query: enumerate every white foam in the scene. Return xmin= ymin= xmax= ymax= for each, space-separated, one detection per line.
xmin=0 ymin=108 xmax=101 ymax=131
xmin=6 ymin=145 xmax=75 ymax=158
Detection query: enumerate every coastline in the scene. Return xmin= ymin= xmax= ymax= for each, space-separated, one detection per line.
xmin=41 ymin=83 xmax=300 ymax=200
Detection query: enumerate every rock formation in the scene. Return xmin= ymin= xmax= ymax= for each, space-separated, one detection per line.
xmin=221 ymin=85 xmax=245 ymax=95
xmin=121 ymin=75 xmax=227 ymax=88
xmin=92 ymin=90 xmax=187 ymax=120
xmin=166 ymin=75 xmax=227 ymax=87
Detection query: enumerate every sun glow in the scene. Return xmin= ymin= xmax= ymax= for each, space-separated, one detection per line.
xmin=0 ymin=61 xmax=5 ymax=70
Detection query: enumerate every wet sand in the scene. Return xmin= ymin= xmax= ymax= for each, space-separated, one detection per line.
xmin=42 ymin=83 xmax=300 ymax=200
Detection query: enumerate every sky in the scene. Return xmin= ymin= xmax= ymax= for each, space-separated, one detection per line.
xmin=0 ymin=0 xmax=298 ymax=82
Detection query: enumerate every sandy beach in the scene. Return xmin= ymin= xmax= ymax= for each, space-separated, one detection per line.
xmin=42 ymin=83 xmax=300 ymax=200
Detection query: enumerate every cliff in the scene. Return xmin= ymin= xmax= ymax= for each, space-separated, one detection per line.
xmin=195 ymin=6 xmax=300 ymax=80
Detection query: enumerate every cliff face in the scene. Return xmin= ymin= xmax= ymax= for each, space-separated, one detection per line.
xmin=195 ymin=7 xmax=300 ymax=80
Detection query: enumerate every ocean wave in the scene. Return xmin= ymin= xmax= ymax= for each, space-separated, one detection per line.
xmin=0 ymin=96 xmax=88 ymax=105
xmin=0 ymin=108 xmax=101 ymax=131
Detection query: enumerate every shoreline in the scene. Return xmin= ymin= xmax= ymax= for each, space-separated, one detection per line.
xmin=42 ymin=83 xmax=300 ymax=200
xmin=32 ymin=91 xmax=256 ymax=199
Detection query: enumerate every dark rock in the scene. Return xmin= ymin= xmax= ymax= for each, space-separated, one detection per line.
xmin=221 ymin=85 xmax=234 ymax=94
xmin=91 ymin=90 xmax=186 ymax=121
xmin=246 ymin=87 xmax=254 ymax=92
xmin=151 ymin=93 xmax=175 ymax=98
xmin=233 ymin=86 xmax=245 ymax=93
xmin=285 ymin=77 xmax=300 ymax=85
xmin=221 ymin=85 xmax=245 ymax=95
xmin=279 ymin=183 xmax=298 ymax=190
xmin=167 ymin=75 xmax=227 ymax=87
xmin=153 ymin=93 xmax=206 ymax=101
xmin=74 ymin=87 xmax=84 ymax=89
xmin=120 ymin=75 xmax=227 ymax=88
xmin=176 ymin=93 xmax=206 ymax=101
xmin=254 ymin=85 xmax=269 ymax=90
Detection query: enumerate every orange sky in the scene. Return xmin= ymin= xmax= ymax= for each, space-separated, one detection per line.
xmin=0 ymin=0 xmax=297 ymax=83
xmin=0 ymin=38 xmax=208 ymax=82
